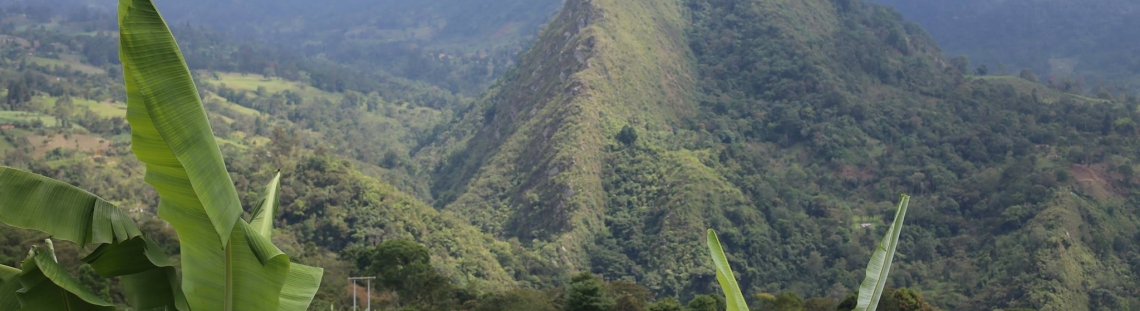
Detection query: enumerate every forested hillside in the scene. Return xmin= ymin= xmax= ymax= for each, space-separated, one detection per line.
xmin=0 ymin=4 xmax=533 ymax=309
xmin=17 ymin=0 xmax=563 ymax=94
xmin=2 ymin=0 xmax=1140 ymax=310
xmin=158 ymin=0 xmax=564 ymax=95
xmin=872 ymin=0 xmax=1140 ymax=90
xmin=421 ymin=0 xmax=1140 ymax=309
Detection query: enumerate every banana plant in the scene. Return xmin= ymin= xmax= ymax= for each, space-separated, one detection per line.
xmin=0 ymin=0 xmax=322 ymax=309
xmin=707 ymin=229 xmax=750 ymax=311
xmin=706 ymin=195 xmax=911 ymax=311
xmin=853 ymin=194 xmax=910 ymax=311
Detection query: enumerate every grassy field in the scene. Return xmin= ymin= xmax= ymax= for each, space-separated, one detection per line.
xmin=203 ymin=94 xmax=261 ymax=117
xmin=32 ymin=95 xmax=126 ymax=118
xmin=973 ymin=75 xmax=1111 ymax=104
xmin=203 ymin=72 xmax=343 ymax=103
xmin=26 ymin=133 xmax=110 ymax=158
xmin=30 ymin=55 xmax=106 ymax=75
xmin=0 ymin=135 xmax=14 ymax=155
xmin=0 ymin=110 xmax=57 ymax=127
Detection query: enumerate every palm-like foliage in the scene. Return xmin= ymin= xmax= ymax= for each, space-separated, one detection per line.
xmin=707 ymin=195 xmax=911 ymax=311
xmin=853 ymin=195 xmax=910 ymax=311
xmin=0 ymin=0 xmax=322 ymax=309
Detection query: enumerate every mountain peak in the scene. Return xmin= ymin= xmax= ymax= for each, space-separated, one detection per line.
xmin=418 ymin=0 xmax=1140 ymax=306
xmin=425 ymin=0 xmax=698 ymax=250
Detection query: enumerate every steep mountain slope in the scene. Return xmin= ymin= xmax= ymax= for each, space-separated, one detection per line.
xmin=258 ymin=156 xmax=526 ymax=287
xmin=421 ymin=0 xmax=1140 ymax=309
xmin=423 ymin=0 xmax=700 ymax=269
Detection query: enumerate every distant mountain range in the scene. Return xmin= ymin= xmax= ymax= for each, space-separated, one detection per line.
xmin=874 ymin=0 xmax=1140 ymax=88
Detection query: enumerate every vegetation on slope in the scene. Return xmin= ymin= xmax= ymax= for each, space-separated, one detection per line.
xmin=4 ymin=0 xmax=1140 ymax=310
xmin=424 ymin=0 xmax=1140 ymax=309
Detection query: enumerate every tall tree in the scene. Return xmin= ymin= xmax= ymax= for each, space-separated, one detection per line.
xmin=565 ymin=272 xmax=613 ymax=311
xmin=5 ymin=80 xmax=31 ymax=109
xmin=53 ymin=96 xmax=75 ymax=128
xmin=346 ymin=239 xmax=455 ymax=309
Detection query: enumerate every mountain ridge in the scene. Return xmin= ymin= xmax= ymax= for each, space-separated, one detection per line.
xmin=422 ymin=0 xmax=699 ymax=255
xmin=418 ymin=0 xmax=1140 ymax=308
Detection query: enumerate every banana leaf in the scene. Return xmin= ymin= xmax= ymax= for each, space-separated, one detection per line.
xmin=83 ymin=237 xmax=188 ymax=310
xmin=707 ymin=229 xmax=749 ymax=311
xmin=250 ymin=172 xmax=282 ymax=238
xmin=0 ymin=264 xmax=21 ymax=310
xmin=247 ymin=172 xmax=323 ymax=311
xmin=853 ymin=195 xmax=911 ymax=311
xmin=278 ymin=263 xmax=323 ymax=311
xmin=0 ymin=167 xmax=139 ymax=246
xmin=16 ymin=246 xmax=115 ymax=310
xmin=118 ymin=0 xmax=307 ymax=308
xmin=0 ymin=166 xmax=187 ymax=310
xmin=119 ymin=0 xmax=242 ymax=247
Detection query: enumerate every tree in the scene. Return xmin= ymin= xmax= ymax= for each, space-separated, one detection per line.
xmin=975 ymin=65 xmax=989 ymax=76
xmin=687 ymin=295 xmax=722 ymax=311
xmin=773 ymin=292 xmax=805 ymax=311
xmin=345 ymin=239 xmax=456 ymax=309
xmin=608 ymin=280 xmax=653 ymax=311
xmin=804 ymin=298 xmax=837 ymax=311
xmin=1019 ymin=69 xmax=1039 ymax=83
xmin=381 ymin=150 xmax=401 ymax=169
xmin=0 ymin=0 xmax=322 ymax=309
xmin=647 ymin=297 xmax=683 ymax=311
xmin=837 ymin=294 xmax=858 ymax=310
xmin=472 ymin=289 xmax=558 ymax=311
xmin=5 ymin=79 xmax=31 ymax=109
xmin=950 ymin=56 xmax=970 ymax=74
xmin=271 ymin=125 xmax=297 ymax=167
xmin=618 ymin=124 xmax=639 ymax=145
xmin=891 ymin=288 xmax=937 ymax=311
xmin=53 ymin=96 xmax=75 ymax=128
xmin=837 ymin=288 xmax=939 ymax=311
xmin=565 ymin=272 xmax=614 ymax=311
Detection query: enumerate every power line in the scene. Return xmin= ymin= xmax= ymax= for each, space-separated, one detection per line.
xmin=348 ymin=276 xmax=377 ymax=311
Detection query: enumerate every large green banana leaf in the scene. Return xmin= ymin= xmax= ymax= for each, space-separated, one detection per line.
xmin=278 ymin=263 xmax=324 ymax=311
xmin=83 ymin=236 xmax=188 ymax=310
xmin=0 ymin=166 xmax=139 ymax=245
xmin=0 ymin=264 xmax=21 ymax=310
xmin=0 ymin=166 xmax=187 ymax=310
xmin=118 ymin=0 xmax=241 ymax=247
xmin=16 ymin=246 xmax=115 ymax=310
xmin=707 ymin=229 xmax=750 ymax=311
xmin=853 ymin=195 xmax=911 ymax=311
xmin=250 ymin=172 xmax=282 ymax=238
xmin=249 ymin=172 xmax=324 ymax=311
xmin=118 ymin=0 xmax=315 ymax=308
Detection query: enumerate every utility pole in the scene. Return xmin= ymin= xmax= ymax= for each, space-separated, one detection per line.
xmin=348 ymin=276 xmax=377 ymax=311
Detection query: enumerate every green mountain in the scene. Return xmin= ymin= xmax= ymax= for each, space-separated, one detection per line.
xmin=420 ymin=0 xmax=1140 ymax=309
xmin=5 ymin=0 xmax=1140 ymax=310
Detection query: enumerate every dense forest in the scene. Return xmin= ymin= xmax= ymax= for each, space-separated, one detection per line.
xmin=1 ymin=0 xmax=1140 ymax=310
xmin=157 ymin=0 xmax=563 ymax=95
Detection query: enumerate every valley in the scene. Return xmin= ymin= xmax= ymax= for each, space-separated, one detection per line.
xmin=2 ymin=0 xmax=1140 ymax=310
